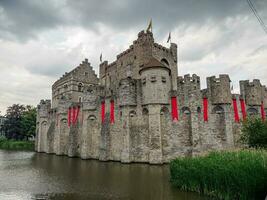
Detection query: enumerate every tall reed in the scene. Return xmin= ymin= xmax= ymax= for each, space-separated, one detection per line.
xmin=170 ymin=150 xmax=267 ymax=200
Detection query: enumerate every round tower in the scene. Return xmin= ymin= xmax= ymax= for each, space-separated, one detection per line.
xmin=139 ymin=57 xmax=171 ymax=105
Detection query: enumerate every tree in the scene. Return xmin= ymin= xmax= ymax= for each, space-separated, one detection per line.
xmin=241 ymin=117 xmax=267 ymax=148
xmin=1 ymin=104 xmax=37 ymax=140
xmin=2 ymin=104 xmax=26 ymax=140
xmin=21 ymin=106 xmax=37 ymax=140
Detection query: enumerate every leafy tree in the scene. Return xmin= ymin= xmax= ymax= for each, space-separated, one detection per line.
xmin=21 ymin=106 xmax=37 ymax=140
xmin=241 ymin=117 xmax=267 ymax=148
xmin=1 ymin=104 xmax=36 ymax=140
xmin=2 ymin=104 xmax=26 ymax=140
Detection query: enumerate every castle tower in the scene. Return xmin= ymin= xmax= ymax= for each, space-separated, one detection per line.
xmin=36 ymin=100 xmax=51 ymax=152
xmin=240 ymin=79 xmax=263 ymax=116
xmin=139 ymin=57 xmax=171 ymax=164
xmin=206 ymin=75 xmax=234 ymax=149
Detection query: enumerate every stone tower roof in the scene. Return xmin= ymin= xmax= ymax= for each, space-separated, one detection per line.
xmin=139 ymin=57 xmax=171 ymax=74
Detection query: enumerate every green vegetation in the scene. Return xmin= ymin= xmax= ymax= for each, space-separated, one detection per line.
xmin=0 ymin=136 xmax=34 ymax=151
xmin=1 ymin=104 xmax=36 ymax=140
xmin=170 ymin=150 xmax=267 ymax=200
xmin=241 ymin=117 xmax=267 ymax=148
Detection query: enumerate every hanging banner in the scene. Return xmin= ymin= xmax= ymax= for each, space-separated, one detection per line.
xmin=203 ymin=98 xmax=208 ymax=122
xmin=240 ymin=99 xmax=247 ymax=120
xmin=72 ymin=107 xmax=76 ymax=124
xmin=261 ymin=102 xmax=266 ymax=121
xmin=110 ymin=100 xmax=115 ymax=124
xmin=171 ymin=97 xmax=178 ymax=121
xmin=101 ymin=101 xmax=105 ymax=123
xmin=74 ymin=106 xmax=80 ymax=124
xmin=232 ymin=99 xmax=240 ymax=123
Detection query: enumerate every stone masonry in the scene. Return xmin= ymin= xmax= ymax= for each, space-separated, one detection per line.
xmin=35 ymin=30 xmax=267 ymax=164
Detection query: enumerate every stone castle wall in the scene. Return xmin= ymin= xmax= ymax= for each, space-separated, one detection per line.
xmin=35 ymin=30 xmax=267 ymax=164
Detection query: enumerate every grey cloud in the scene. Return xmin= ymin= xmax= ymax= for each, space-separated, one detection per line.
xmin=1 ymin=0 xmax=265 ymax=41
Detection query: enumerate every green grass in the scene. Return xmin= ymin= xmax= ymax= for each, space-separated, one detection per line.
xmin=170 ymin=150 xmax=267 ymax=200
xmin=0 ymin=138 xmax=34 ymax=151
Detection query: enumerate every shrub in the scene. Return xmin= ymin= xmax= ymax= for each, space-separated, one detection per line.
xmin=170 ymin=150 xmax=267 ymax=200
xmin=241 ymin=117 xmax=267 ymax=148
xmin=0 ymin=139 xmax=34 ymax=151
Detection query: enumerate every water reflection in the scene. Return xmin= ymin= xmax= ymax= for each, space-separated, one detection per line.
xmin=0 ymin=150 xmax=209 ymax=200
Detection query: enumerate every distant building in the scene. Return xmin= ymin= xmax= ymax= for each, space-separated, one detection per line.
xmin=0 ymin=116 xmax=6 ymax=136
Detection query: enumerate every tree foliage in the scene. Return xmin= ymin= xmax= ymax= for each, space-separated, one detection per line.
xmin=241 ymin=117 xmax=267 ymax=148
xmin=1 ymin=104 xmax=36 ymax=140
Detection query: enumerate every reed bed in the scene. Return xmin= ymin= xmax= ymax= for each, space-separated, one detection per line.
xmin=170 ymin=150 xmax=267 ymax=200
xmin=0 ymin=138 xmax=34 ymax=151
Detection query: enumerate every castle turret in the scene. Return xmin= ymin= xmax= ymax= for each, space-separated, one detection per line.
xmin=140 ymin=57 xmax=171 ymax=105
xmin=207 ymin=75 xmax=232 ymax=104
xmin=240 ymin=79 xmax=262 ymax=106
xmin=134 ymin=30 xmax=154 ymax=67
xmin=36 ymin=99 xmax=51 ymax=152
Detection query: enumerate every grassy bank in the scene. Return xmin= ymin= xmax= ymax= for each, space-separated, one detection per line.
xmin=170 ymin=150 xmax=267 ymax=200
xmin=0 ymin=138 xmax=34 ymax=151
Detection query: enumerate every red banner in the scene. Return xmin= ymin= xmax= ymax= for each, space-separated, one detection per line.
xmin=74 ymin=106 xmax=80 ymax=124
xmin=203 ymin=98 xmax=208 ymax=122
xmin=232 ymin=99 xmax=240 ymax=123
xmin=110 ymin=100 xmax=115 ymax=124
xmin=171 ymin=97 xmax=178 ymax=121
xmin=261 ymin=102 xmax=266 ymax=121
xmin=72 ymin=107 xmax=76 ymax=124
xmin=240 ymin=99 xmax=247 ymax=120
xmin=68 ymin=107 xmax=71 ymax=127
xmin=101 ymin=101 xmax=105 ymax=123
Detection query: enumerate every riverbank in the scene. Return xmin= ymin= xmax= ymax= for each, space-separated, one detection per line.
xmin=0 ymin=139 xmax=34 ymax=151
xmin=170 ymin=150 xmax=267 ymax=200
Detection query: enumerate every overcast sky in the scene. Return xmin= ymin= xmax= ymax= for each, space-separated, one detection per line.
xmin=0 ymin=0 xmax=267 ymax=114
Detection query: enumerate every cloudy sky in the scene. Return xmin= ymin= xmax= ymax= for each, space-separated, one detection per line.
xmin=0 ymin=0 xmax=267 ymax=114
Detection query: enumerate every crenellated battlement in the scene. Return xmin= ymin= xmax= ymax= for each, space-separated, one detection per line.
xmin=240 ymin=79 xmax=263 ymax=106
xmin=207 ymin=74 xmax=232 ymax=104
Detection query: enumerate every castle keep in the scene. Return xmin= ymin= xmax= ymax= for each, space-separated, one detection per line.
xmin=35 ymin=30 xmax=267 ymax=164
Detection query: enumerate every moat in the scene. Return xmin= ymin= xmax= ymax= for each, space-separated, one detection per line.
xmin=0 ymin=150 xmax=210 ymax=200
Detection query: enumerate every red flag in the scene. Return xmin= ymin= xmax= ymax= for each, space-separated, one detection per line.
xmin=171 ymin=97 xmax=178 ymax=121
xmin=101 ymin=101 xmax=105 ymax=123
xmin=232 ymin=99 xmax=240 ymax=123
xmin=240 ymin=99 xmax=247 ymax=120
xmin=110 ymin=100 xmax=115 ymax=124
xmin=203 ymin=98 xmax=208 ymax=122
xmin=261 ymin=102 xmax=266 ymax=121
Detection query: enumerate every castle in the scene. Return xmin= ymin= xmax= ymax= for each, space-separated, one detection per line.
xmin=35 ymin=30 xmax=267 ymax=164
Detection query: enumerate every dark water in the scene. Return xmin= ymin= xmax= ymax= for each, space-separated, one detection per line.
xmin=0 ymin=150 xmax=209 ymax=200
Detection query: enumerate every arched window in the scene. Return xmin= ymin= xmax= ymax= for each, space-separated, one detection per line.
xmin=88 ymin=115 xmax=96 ymax=121
xmin=160 ymin=106 xmax=169 ymax=115
xmin=129 ymin=110 xmax=136 ymax=117
xmin=182 ymin=107 xmax=191 ymax=115
xmin=161 ymin=58 xmax=169 ymax=66
xmin=78 ymin=83 xmax=83 ymax=92
xmin=212 ymin=106 xmax=224 ymax=114
xmin=64 ymin=84 xmax=68 ymax=91
xmin=142 ymin=108 xmax=149 ymax=115
xmin=197 ymin=107 xmax=201 ymax=113
xmin=247 ymin=107 xmax=258 ymax=116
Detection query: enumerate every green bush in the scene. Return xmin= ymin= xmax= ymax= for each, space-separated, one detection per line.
xmin=170 ymin=150 xmax=267 ymax=200
xmin=241 ymin=117 xmax=267 ymax=148
xmin=0 ymin=139 xmax=34 ymax=151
